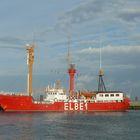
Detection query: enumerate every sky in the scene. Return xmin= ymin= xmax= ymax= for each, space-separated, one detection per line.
xmin=0 ymin=0 xmax=140 ymax=99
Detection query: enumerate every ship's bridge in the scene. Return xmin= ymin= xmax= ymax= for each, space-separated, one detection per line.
xmin=44 ymin=85 xmax=67 ymax=102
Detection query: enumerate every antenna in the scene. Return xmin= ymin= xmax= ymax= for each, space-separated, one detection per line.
xmin=100 ymin=47 xmax=102 ymax=69
xmin=99 ymin=40 xmax=104 ymax=76
xmin=67 ymin=32 xmax=71 ymax=65
xmin=98 ymin=40 xmax=106 ymax=92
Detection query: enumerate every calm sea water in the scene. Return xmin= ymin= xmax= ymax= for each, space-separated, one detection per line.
xmin=0 ymin=110 xmax=140 ymax=140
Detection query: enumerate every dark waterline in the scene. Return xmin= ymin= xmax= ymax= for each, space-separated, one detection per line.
xmin=0 ymin=111 xmax=140 ymax=140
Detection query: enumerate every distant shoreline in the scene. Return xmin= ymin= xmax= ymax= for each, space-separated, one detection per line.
xmin=129 ymin=101 xmax=140 ymax=110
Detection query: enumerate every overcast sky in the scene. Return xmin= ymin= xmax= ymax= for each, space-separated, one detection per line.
xmin=0 ymin=0 xmax=140 ymax=99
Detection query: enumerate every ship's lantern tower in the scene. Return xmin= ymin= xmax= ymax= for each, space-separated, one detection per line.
xmin=27 ymin=45 xmax=34 ymax=96
xmin=68 ymin=64 xmax=76 ymax=97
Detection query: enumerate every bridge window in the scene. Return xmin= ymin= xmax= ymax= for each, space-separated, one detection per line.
xmin=116 ymin=94 xmax=119 ymax=97
xmin=99 ymin=94 xmax=103 ymax=97
xmin=105 ymin=94 xmax=109 ymax=97
xmin=110 ymin=94 xmax=114 ymax=97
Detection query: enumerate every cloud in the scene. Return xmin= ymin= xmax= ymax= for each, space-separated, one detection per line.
xmin=56 ymin=0 xmax=140 ymax=38
xmin=76 ymin=74 xmax=95 ymax=90
xmin=77 ymin=74 xmax=94 ymax=83
xmin=0 ymin=36 xmax=25 ymax=46
xmin=118 ymin=8 xmax=140 ymax=22
xmin=79 ymin=45 xmax=140 ymax=54
xmin=57 ymin=0 xmax=122 ymax=25
xmin=77 ymin=45 xmax=140 ymax=71
xmin=58 ymin=0 xmax=109 ymax=26
xmin=106 ymin=64 xmax=136 ymax=70
xmin=59 ymin=0 xmax=116 ymax=27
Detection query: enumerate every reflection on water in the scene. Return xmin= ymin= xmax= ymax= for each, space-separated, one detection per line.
xmin=0 ymin=111 xmax=140 ymax=140
xmin=90 ymin=111 xmax=127 ymax=116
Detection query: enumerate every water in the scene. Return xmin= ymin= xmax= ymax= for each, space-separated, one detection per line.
xmin=0 ymin=111 xmax=140 ymax=140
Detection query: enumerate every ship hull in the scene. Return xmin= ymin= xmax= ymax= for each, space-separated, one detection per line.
xmin=0 ymin=95 xmax=130 ymax=112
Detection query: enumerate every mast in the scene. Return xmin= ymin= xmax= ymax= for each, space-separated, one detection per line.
xmin=27 ymin=44 xmax=34 ymax=96
xmin=98 ymin=46 xmax=106 ymax=92
xmin=67 ymin=34 xmax=76 ymax=97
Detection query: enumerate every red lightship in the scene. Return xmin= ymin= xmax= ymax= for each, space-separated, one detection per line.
xmin=0 ymin=45 xmax=130 ymax=112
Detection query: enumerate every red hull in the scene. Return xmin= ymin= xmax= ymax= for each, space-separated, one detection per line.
xmin=0 ymin=95 xmax=130 ymax=112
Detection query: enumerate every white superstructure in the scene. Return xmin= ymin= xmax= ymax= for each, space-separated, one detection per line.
xmin=44 ymin=85 xmax=67 ymax=102
xmin=96 ymin=92 xmax=124 ymax=102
